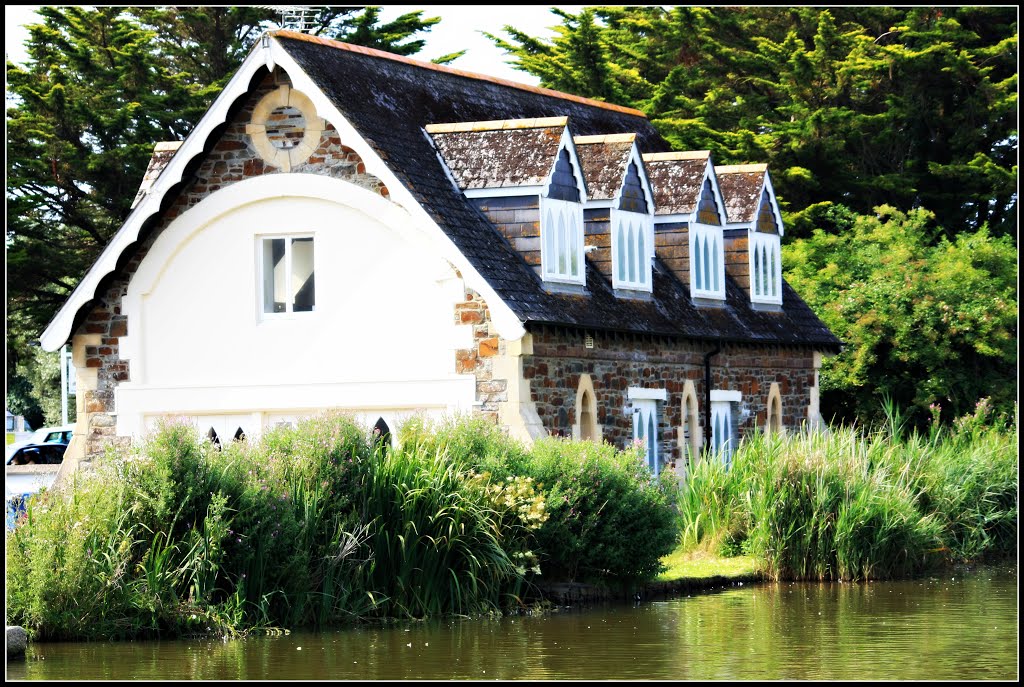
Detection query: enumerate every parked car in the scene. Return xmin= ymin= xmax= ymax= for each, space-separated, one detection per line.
xmin=6 ymin=442 xmax=69 ymax=466
xmin=5 ymin=423 xmax=74 ymax=464
xmin=6 ymin=424 xmax=73 ymax=529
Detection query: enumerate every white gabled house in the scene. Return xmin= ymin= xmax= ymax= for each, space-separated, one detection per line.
xmin=40 ymin=31 xmax=840 ymax=479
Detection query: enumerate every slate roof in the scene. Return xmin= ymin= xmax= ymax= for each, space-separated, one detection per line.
xmin=716 ymin=164 xmax=766 ymax=225
xmin=642 ymin=151 xmax=711 ymax=216
xmin=427 ymin=119 xmax=566 ymax=190
xmin=130 ymin=141 xmax=182 ymax=209
xmin=270 ymin=33 xmax=841 ymax=350
xmin=573 ymin=134 xmax=636 ymax=201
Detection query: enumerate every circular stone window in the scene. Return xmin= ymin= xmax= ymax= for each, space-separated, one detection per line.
xmin=245 ymin=84 xmax=324 ymax=171
xmin=265 ymin=105 xmax=306 ymax=149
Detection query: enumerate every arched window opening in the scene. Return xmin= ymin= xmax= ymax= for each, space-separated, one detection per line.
xmin=207 ymin=427 xmax=222 ymax=449
xmin=233 ymin=427 xmax=247 ymax=442
xmin=679 ymin=382 xmax=700 ymax=477
xmin=573 ymin=374 xmax=601 ymax=442
xmin=373 ymin=417 xmax=391 ymax=452
xmin=766 ymin=382 xmax=783 ymax=435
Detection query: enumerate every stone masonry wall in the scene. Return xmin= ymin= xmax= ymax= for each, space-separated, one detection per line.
xmin=522 ymin=325 xmax=817 ymax=466
xmin=73 ymin=68 xmax=389 ymax=458
xmin=453 ymin=288 xmax=508 ymax=423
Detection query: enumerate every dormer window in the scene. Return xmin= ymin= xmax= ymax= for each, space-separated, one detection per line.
xmin=611 ymin=162 xmax=653 ymax=290
xmin=750 ymin=189 xmax=782 ymax=305
xmin=541 ymin=147 xmax=585 ymax=285
xmin=426 ymin=117 xmax=587 ymax=288
xmin=541 ymin=195 xmax=584 ymax=283
xmin=690 ymin=180 xmax=725 ymax=300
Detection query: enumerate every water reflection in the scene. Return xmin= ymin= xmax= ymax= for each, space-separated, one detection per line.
xmin=8 ymin=565 xmax=1016 ymax=681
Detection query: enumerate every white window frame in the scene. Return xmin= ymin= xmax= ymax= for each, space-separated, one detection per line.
xmin=628 ymin=387 xmax=666 ymax=476
xmin=540 ymin=196 xmax=585 ymax=285
xmin=749 ymin=231 xmax=782 ymax=305
xmin=710 ymin=390 xmax=741 ymax=467
xmin=257 ymin=233 xmax=316 ymax=318
xmin=689 ymin=222 xmax=725 ymax=300
xmin=611 ymin=208 xmax=653 ymax=291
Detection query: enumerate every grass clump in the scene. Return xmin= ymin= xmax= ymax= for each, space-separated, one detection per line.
xmin=674 ymin=399 xmax=1017 ymax=582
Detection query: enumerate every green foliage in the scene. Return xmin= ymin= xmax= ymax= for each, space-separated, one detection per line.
xmin=674 ymin=404 xmax=1017 ymax=582
xmin=8 ymin=345 xmax=73 ymax=428
xmin=492 ymin=6 xmax=1018 ymax=239
xmin=408 ymin=417 xmax=680 ymax=586
xmin=784 ymin=206 xmax=1018 ymax=427
xmin=9 ymin=414 xmax=678 ymax=640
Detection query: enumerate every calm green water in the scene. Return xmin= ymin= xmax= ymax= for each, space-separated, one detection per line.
xmin=8 ymin=565 xmax=1017 ymax=681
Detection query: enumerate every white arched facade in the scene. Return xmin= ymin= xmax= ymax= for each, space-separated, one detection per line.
xmin=115 ymin=174 xmax=478 ymax=440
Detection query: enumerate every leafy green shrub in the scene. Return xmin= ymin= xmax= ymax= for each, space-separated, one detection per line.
xmin=404 ymin=416 xmax=681 ymax=585
xmin=508 ymin=438 xmax=678 ymax=585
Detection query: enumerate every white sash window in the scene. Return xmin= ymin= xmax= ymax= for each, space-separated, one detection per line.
xmin=611 ymin=209 xmax=653 ymax=291
xmin=749 ymin=232 xmax=782 ymax=304
xmin=690 ymin=223 xmax=725 ymax=299
xmin=541 ymin=196 xmax=585 ymax=285
xmin=633 ymin=398 xmax=660 ymax=476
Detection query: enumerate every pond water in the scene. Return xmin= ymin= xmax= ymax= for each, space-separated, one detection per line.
xmin=8 ymin=564 xmax=1017 ymax=681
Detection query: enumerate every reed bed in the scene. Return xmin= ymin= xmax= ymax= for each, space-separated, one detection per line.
xmin=675 ymin=401 xmax=1017 ymax=581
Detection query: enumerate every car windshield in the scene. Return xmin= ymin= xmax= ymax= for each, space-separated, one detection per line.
xmin=9 ymin=444 xmax=66 ymax=465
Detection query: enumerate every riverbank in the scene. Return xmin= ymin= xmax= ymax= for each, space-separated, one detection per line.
xmin=675 ymin=402 xmax=1017 ymax=582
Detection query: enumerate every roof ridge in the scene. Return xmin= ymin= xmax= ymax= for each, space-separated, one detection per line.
xmin=573 ymin=133 xmax=637 ymax=145
xmin=715 ymin=163 xmax=767 ymax=173
xmin=269 ymin=29 xmax=648 ymax=119
xmin=643 ymin=151 xmax=710 ymax=162
xmin=425 ymin=117 xmax=567 ymax=134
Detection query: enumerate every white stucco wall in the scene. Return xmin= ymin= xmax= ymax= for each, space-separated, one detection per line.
xmin=115 ymin=174 xmax=478 ymax=439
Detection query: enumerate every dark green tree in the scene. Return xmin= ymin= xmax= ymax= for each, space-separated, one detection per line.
xmin=490 ymin=6 xmax=1018 ymax=239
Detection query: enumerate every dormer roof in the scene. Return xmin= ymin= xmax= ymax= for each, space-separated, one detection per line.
xmin=427 ymin=118 xmax=568 ymax=191
xmin=642 ymin=151 xmax=716 ymax=217
xmin=715 ymin=164 xmax=768 ymax=224
xmin=715 ymin=164 xmax=784 ymax=235
xmin=573 ymin=133 xmax=637 ymax=201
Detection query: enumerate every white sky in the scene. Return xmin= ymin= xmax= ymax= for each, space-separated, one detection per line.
xmin=5 ymin=5 xmax=587 ymax=86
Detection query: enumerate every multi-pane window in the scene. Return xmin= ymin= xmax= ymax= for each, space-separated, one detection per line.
xmin=749 ymin=231 xmax=781 ymax=304
xmin=710 ymin=391 xmax=740 ymax=467
xmin=612 ymin=210 xmax=652 ymax=290
xmin=690 ymin=223 xmax=725 ymax=299
xmin=260 ymin=236 xmax=315 ymax=314
xmin=632 ymin=398 xmax=660 ymax=476
xmin=541 ymin=196 xmax=584 ymax=284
